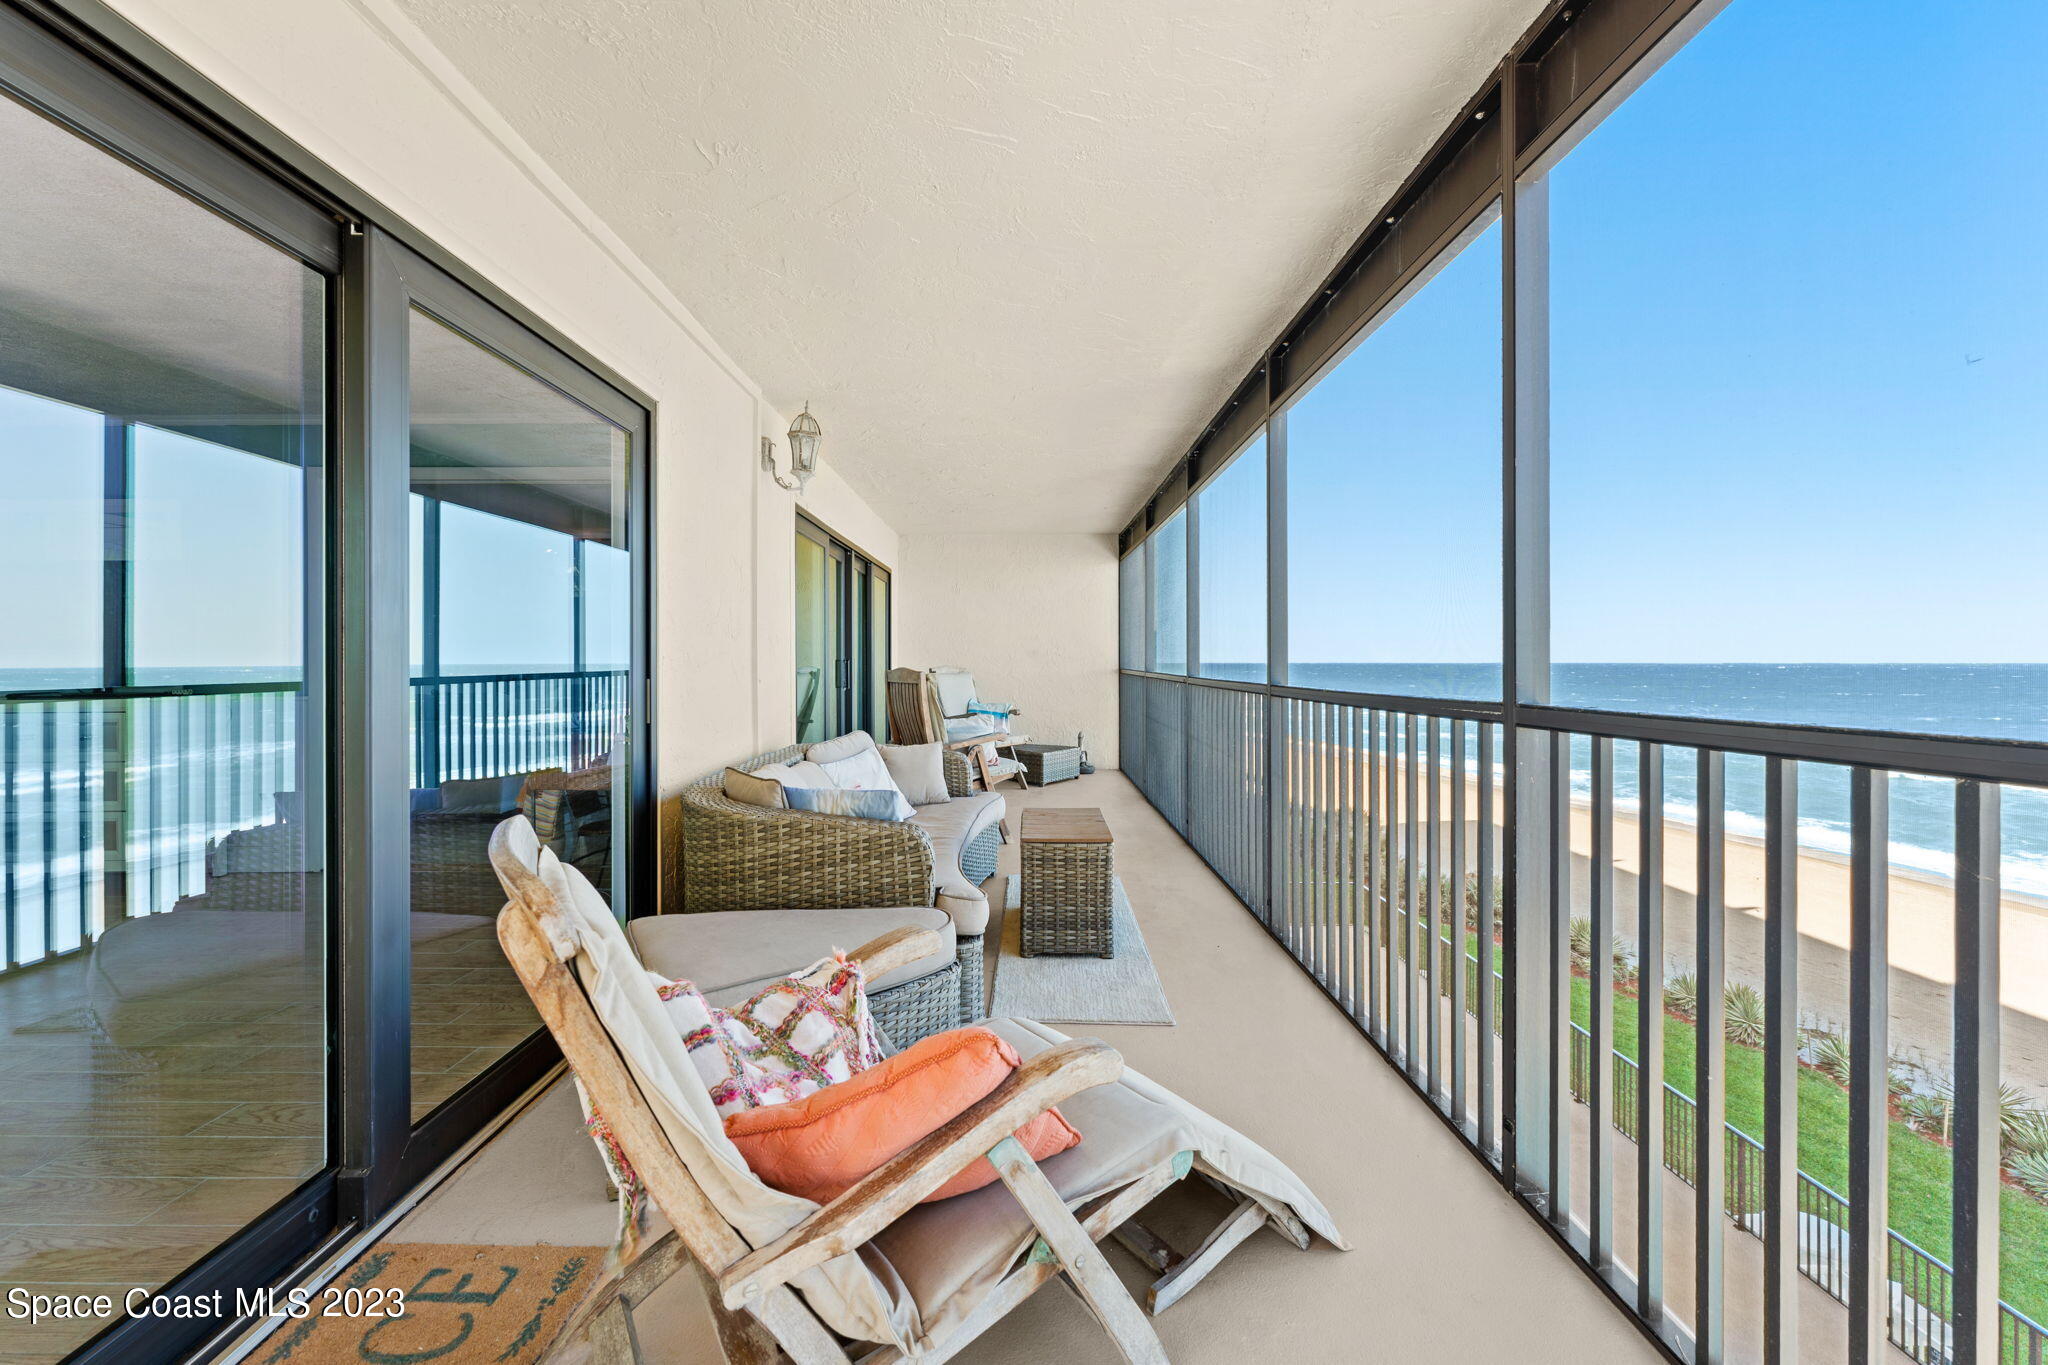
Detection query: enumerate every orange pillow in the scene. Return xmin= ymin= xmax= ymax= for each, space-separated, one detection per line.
xmin=724 ymin=1027 xmax=1081 ymax=1204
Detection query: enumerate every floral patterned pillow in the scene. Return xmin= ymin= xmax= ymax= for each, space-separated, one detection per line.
xmin=657 ymin=954 xmax=886 ymax=1115
xmin=581 ymin=953 xmax=886 ymax=1227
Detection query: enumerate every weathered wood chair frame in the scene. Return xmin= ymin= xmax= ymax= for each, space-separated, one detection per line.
xmin=885 ymin=667 xmax=1026 ymax=797
xmin=490 ymin=820 xmax=1293 ymax=1365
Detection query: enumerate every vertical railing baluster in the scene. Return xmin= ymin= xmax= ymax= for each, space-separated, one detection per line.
xmin=1547 ymin=728 xmax=1571 ymax=1230
xmin=1589 ymin=736 xmax=1615 ymax=1269
xmin=1478 ymin=721 xmax=1497 ymax=1155
xmin=1848 ymin=766 xmax=1889 ymax=1365
xmin=78 ymin=701 xmax=96 ymax=943
xmin=1696 ymin=747 xmax=1726 ymax=1365
xmin=1427 ymin=715 xmax=1443 ymax=1098
xmin=1404 ymin=713 xmax=1421 ymax=1076
xmin=1764 ymin=757 xmax=1799 ymax=1365
xmin=1451 ymin=718 xmax=1468 ymax=1123
xmin=1318 ymin=701 xmax=1331 ymax=987
xmin=1367 ymin=709 xmax=1383 ymax=1042
xmin=1638 ymin=740 xmax=1666 ymax=1322
xmin=1345 ymin=705 xmax=1359 ymax=1015
xmin=39 ymin=706 xmax=57 ymax=946
xmin=1287 ymin=698 xmax=1301 ymax=955
xmin=1954 ymin=779 xmax=2001 ymax=1365
xmin=4 ymin=705 xmax=17 ymax=967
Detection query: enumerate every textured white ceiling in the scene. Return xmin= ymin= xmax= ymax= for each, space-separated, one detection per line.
xmin=391 ymin=0 xmax=1542 ymax=532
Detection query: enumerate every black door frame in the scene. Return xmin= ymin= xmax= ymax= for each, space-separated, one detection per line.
xmin=345 ymin=231 xmax=656 ymax=1217
xmin=0 ymin=6 xmax=658 ymax=1361
xmin=797 ymin=512 xmax=891 ymax=738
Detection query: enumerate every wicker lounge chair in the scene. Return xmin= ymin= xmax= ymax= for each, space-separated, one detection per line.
xmin=489 ymin=815 xmax=1347 ymax=1364
xmin=677 ymin=741 xmax=1002 ymax=1033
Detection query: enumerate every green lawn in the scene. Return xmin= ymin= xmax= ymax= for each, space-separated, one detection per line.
xmin=1566 ymin=972 xmax=2048 ymax=1326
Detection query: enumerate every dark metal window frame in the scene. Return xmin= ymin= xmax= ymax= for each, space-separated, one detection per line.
xmin=796 ymin=512 xmax=893 ymax=739
xmin=0 ymin=6 xmax=659 ymax=1362
xmin=1117 ymin=2 xmax=2034 ymax=1364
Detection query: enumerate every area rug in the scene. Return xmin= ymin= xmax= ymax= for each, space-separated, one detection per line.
xmin=255 ymin=1243 xmax=605 ymax=1364
xmin=988 ymin=875 xmax=1175 ymax=1025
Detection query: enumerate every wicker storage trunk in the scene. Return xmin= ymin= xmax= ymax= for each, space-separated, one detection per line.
xmin=1019 ymin=808 xmax=1115 ymax=957
xmin=1011 ymin=742 xmax=1083 ymax=785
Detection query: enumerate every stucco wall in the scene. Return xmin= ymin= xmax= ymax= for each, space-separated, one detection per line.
xmin=107 ymin=0 xmax=900 ymax=906
xmin=895 ymin=533 xmax=1119 ymax=770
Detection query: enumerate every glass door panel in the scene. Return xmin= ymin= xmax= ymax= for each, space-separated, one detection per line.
xmin=0 ymin=88 xmax=328 ymax=1363
xmin=868 ymin=567 xmax=891 ymax=736
xmin=795 ymin=525 xmax=838 ymax=744
xmin=405 ymin=308 xmax=631 ymax=1124
xmin=795 ymin=516 xmax=889 ymax=742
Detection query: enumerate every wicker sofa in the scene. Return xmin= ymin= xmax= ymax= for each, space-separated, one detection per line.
xmin=676 ymin=739 xmax=1005 ymax=1039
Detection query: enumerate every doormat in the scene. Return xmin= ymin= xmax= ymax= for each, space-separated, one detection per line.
xmin=255 ymin=1243 xmax=606 ymax=1365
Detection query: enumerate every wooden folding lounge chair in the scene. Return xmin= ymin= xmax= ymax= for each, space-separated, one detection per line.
xmin=489 ymin=816 xmax=1345 ymax=1364
xmin=885 ymin=667 xmax=1027 ymax=795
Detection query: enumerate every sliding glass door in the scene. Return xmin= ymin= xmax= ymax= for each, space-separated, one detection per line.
xmin=404 ymin=302 xmax=636 ymax=1125
xmin=795 ymin=515 xmax=889 ymax=741
xmin=0 ymin=72 xmax=331 ymax=1365
xmin=0 ymin=15 xmax=652 ymax=1362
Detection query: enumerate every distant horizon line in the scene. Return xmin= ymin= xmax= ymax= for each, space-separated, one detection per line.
xmin=1178 ymin=660 xmax=2048 ymax=668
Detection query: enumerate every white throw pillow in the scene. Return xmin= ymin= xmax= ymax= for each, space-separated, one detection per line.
xmin=805 ymin=730 xmax=877 ymax=765
xmin=753 ymin=759 xmax=835 ymax=791
xmin=878 ymin=742 xmax=950 ymax=806
xmin=816 ymin=748 xmax=915 ymax=820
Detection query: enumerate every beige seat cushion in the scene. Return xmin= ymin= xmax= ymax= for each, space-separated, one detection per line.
xmin=626 ymin=906 xmax=955 ymax=1000
xmin=907 ymin=792 xmax=1005 ymax=936
xmin=868 ymin=1017 xmax=1196 ymax=1321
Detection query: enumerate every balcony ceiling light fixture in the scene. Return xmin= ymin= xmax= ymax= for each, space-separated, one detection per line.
xmin=763 ymin=402 xmax=823 ymax=492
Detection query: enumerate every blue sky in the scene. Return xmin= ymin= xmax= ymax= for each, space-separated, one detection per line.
xmin=1191 ymin=0 xmax=2048 ymax=669
xmin=6 ymin=0 xmax=2045 ymax=684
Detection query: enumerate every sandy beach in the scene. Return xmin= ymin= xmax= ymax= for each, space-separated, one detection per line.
xmin=1288 ymin=745 xmax=2048 ymax=1102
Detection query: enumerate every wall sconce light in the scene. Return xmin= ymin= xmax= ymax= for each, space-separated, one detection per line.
xmin=762 ymin=402 xmax=823 ymax=492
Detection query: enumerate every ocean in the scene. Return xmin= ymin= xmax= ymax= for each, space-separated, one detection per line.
xmin=1201 ymin=662 xmax=2048 ymax=899
xmin=9 ymin=662 xmax=2048 ymax=902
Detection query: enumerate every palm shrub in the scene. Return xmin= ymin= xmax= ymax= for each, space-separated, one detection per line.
xmin=1569 ymin=917 xmax=1593 ymax=971
xmin=1897 ymin=1092 xmax=1949 ymax=1136
xmin=1808 ymin=1029 xmax=1853 ymax=1086
xmin=1723 ymin=983 xmax=1766 ymax=1047
xmin=2011 ymin=1149 xmax=2048 ymax=1204
xmin=1464 ymin=873 xmax=1503 ymax=931
xmin=2005 ymin=1099 xmax=2048 ymax=1160
xmin=1664 ymin=971 xmax=1699 ymax=1019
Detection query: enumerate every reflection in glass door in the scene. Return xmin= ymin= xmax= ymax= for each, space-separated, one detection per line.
xmin=794 ymin=523 xmax=840 ymax=744
xmin=795 ymin=515 xmax=890 ymax=741
xmin=405 ymin=308 xmax=634 ymax=1124
xmin=0 ymin=88 xmax=328 ymax=1364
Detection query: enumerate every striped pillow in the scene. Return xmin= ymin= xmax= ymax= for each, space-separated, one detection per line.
xmin=782 ymin=786 xmax=908 ymax=822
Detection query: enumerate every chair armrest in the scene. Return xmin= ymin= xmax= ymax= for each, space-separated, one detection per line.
xmin=941 ymin=749 xmax=974 ymax=798
xmin=716 ymin=1039 xmax=1123 ymax=1309
xmin=842 ymin=925 xmax=947 ymax=981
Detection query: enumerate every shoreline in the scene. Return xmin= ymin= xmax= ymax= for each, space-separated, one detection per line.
xmin=1285 ymin=741 xmax=2048 ymax=1099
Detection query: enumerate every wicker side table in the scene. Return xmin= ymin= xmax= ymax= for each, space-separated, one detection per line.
xmin=1010 ymin=742 xmax=1083 ymax=786
xmin=1019 ymin=807 xmax=1115 ymax=957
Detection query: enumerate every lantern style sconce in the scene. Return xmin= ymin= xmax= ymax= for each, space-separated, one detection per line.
xmin=762 ymin=402 xmax=823 ymax=492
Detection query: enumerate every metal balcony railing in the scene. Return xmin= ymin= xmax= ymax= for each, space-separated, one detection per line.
xmin=1122 ymin=668 xmax=2046 ymax=1365
xmin=0 ymin=669 xmax=625 ymax=973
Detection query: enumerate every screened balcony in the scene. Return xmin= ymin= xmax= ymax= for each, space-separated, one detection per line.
xmin=4 ymin=0 xmax=2046 ymax=1363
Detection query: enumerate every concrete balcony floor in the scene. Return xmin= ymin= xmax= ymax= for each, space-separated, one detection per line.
xmin=382 ymin=772 xmax=1663 ymax=1364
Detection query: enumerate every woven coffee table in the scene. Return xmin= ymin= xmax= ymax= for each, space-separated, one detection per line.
xmin=1018 ymin=807 xmax=1115 ymax=957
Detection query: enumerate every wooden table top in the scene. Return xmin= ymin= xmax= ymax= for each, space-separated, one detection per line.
xmin=1020 ymin=807 xmax=1113 ymax=844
